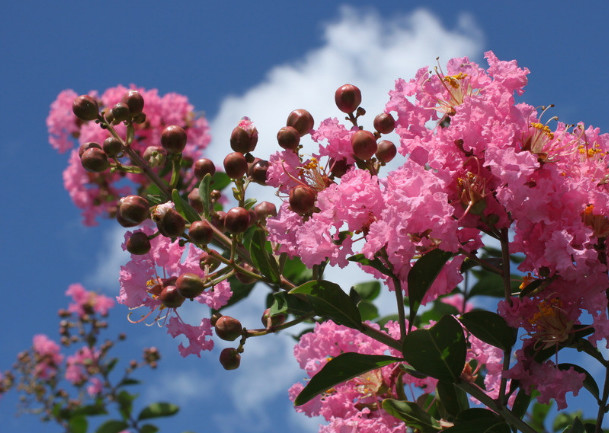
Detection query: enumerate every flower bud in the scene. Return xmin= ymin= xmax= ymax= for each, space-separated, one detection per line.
xmin=286 ymin=109 xmax=314 ymax=137
xmin=215 ymin=316 xmax=243 ymax=341
xmin=103 ymin=136 xmax=123 ymax=158
xmin=224 ymin=207 xmax=251 ymax=234
xmin=261 ymin=308 xmax=287 ymax=328
xmin=158 ymin=285 xmax=185 ymax=309
xmin=142 ymin=146 xmax=167 ymax=167
xmin=276 ymin=126 xmax=300 ymax=150
xmin=152 ymin=204 xmax=186 ymax=237
xmin=117 ymin=195 xmax=149 ymax=227
xmin=351 ymin=130 xmax=377 ymax=160
xmin=126 ymin=231 xmax=151 ymax=255
xmin=193 ymin=158 xmax=216 ymax=179
xmin=253 ymin=201 xmax=277 ymax=222
xmin=219 ymin=348 xmax=241 ymax=370
xmin=235 ymin=262 xmax=256 ymax=284
xmin=161 ymin=125 xmax=187 ymax=153
xmin=373 ymin=112 xmax=395 ymax=134
xmin=78 ymin=142 xmax=102 ymax=158
xmin=122 ymin=90 xmax=144 ymax=114
xmin=189 ymin=220 xmax=214 ymax=244
xmin=329 ymin=158 xmax=350 ymax=178
xmin=72 ymin=95 xmax=99 ymax=121
xmin=223 ymin=152 xmax=248 ymax=179
xmin=249 ymin=159 xmax=269 ymax=185
xmin=81 ymin=147 xmax=109 ymax=172
xmin=335 ymin=84 xmax=362 ymax=113
xmin=200 ymin=253 xmax=220 ymax=272
xmin=111 ymin=102 xmax=130 ymax=123
xmin=230 ymin=125 xmax=258 ymax=154
xmin=176 ymin=273 xmax=205 ymax=299
xmin=188 ymin=188 xmax=204 ymax=214
xmin=375 ymin=140 xmax=397 ymax=163
xmin=289 ymin=185 xmax=317 ymax=215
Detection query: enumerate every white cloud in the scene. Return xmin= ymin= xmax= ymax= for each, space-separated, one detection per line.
xmin=87 ymin=225 xmax=129 ymax=292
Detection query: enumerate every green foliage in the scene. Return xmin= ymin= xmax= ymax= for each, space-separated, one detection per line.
xmin=138 ymin=402 xmax=180 ymax=420
xmin=459 ymin=310 xmax=517 ymax=351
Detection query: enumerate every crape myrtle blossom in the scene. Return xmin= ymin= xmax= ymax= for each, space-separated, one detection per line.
xmin=32 ymin=335 xmax=63 ymax=380
xmin=65 ymin=282 xmax=114 ymax=317
xmin=118 ymin=224 xmax=232 ymax=357
xmin=47 ymin=85 xmax=211 ymax=225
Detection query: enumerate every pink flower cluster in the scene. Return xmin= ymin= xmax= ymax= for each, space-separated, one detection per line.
xmin=32 ymin=334 xmax=63 ymax=379
xmin=47 ymin=86 xmax=211 ymax=225
xmin=266 ymin=51 xmax=609 ymax=410
xmin=118 ymin=226 xmax=232 ymax=357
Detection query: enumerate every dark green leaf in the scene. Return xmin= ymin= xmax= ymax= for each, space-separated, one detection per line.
xmin=530 ymin=400 xmax=552 ymax=431
xmin=459 ymin=310 xmax=516 ymax=351
xmin=140 ymin=425 xmax=160 ymax=433
xmin=418 ymin=299 xmax=459 ymax=327
xmin=218 ymin=275 xmax=255 ymax=311
xmin=118 ymin=378 xmax=141 ymax=387
xmin=290 ymin=280 xmax=362 ymax=330
xmin=558 ymin=364 xmax=600 ymax=400
xmin=348 ymin=254 xmax=392 ymax=276
xmin=381 ymin=399 xmax=441 ymax=432
xmin=95 ymin=420 xmax=129 ymax=433
xmin=294 ymin=353 xmax=401 ymax=405
xmin=562 ymin=417 xmax=586 ymax=433
xmin=71 ymin=401 xmax=107 ymax=417
xmin=281 ymin=255 xmax=313 ymax=285
xmin=468 ymin=270 xmax=520 ymax=298
xmin=511 ymin=389 xmax=531 ymax=420
xmin=105 ymin=358 xmax=119 ymax=374
xmin=117 ymin=390 xmax=136 ymax=420
xmin=436 ymin=381 xmax=469 ymax=418
xmin=248 ymin=229 xmax=280 ymax=284
xmin=138 ymin=402 xmax=180 ymax=420
xmin=553 ymin=411 xmax=583 ymax=432
xmin=402 ymin=315 xmax=466 ymax=382
xmin=68 ymin=415 xmax=88 ymax=433
xmin=407 ymin=249 xmax=454 ymax=326
xmin=445 ymin=408 xmax=510 ymax=433
xmin=269 ymin=291 xmax=313 ymax=317
xmin=198 ymin=175 xmax=212 ymax=219
xmin=172 ymin=189 xmax=200 ymax=223
xmin=351 ymin=281 xmax=381 ymax=300
xmin=211 ymin=171 xmax=231 ymax=191
xmin=357 ymin=300 xmax=379 ymax=321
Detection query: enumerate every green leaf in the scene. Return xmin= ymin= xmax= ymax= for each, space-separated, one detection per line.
xmin=140 ymin=425 xmax=160 ymax=433
xmin=402 ymin=315 xmax=466 ymax=382
xmin=281 ymin=255 xmax=313 ymax=285
xmin=530 ymin=400 xmax=552 ymax=431
xmin=71 ymin=401 xmax=107 ymax=417
xmin=243 ymin=198 xmax=257 ymax=210
xmin=117 ymin=390 xmax=137 ymax=420
xmin=511 ymin=389 xmax=531 ymax=420
xmin=446 ymin=408 xmax=510 ymax=432
xmin=95 ymin=420 xmax=129 ymax=433
xmin=357 ymin=300 xmax=379 ymax=321
xmin=418 ymin=299 xmax=459 ymax=327
xmin=381 ymin=399 xmax=441 ymax=432
xmin=558 ymin=364 xmax=600 ymax=400
xmin=68 ymin=415 xmax=88 ymax=433
xmin=118 ymin=378 xmax=141 ymax=387
xmin=248 ymin=229 xmax=280 ymax=284
xmin=407 ymin=249 xmax=454 ymax=326
xmin=562 ymin=417 xmax=586 ymax=433
xmin=138 ymin=402 xmax=180 ymax=420
xmin=269 ymin=291 xmax=313 ymax=317
xmin=351 ymin=281 xmax=381 ymax=300
xmin=436 ymin=380 xmax=469 ymax=418
xmin=105 ymin=358 xmax=119 ymax=374
xmin=211 ymin=171 xmax=231 ymax=190
xmin=198 ymin=175 xmax=212 ymax=219
xmin=290 ymin=280 xmax=362 ymax=330
xmin=553 ymin=411 xmax=583 ymax=432
xmin=294 ymin=353 xmax=401 ymax=406
xmin=459 ymin=310 xmax=517 ymax=351
xmin=172 ymin=189 xmax=200 ymax=223
xmin=348 ymin=254 xmax=392 ymax=276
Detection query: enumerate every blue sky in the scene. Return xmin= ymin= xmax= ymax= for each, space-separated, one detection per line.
xmin=2 ymin=1 xmax=609 ymax=432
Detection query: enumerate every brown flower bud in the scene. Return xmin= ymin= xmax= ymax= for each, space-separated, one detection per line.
xmin=122 ymin=90 xmax=145 ymax=114
xmin=373 ymin=112 xmax=395 ymax=134
xmin=351 ymin=130 xmax=377 ymax=160
xmin=189 ymin=220 xmax=214 ymax=244
xmin=158 ymin=285 xmax=185 ymax=309
xmin=142 ymin=146 xmax=167 ymax=167
xmin=289 ymin=185 xmax=317 ymax=215
xmin=111 ymin=102 xmax=130 ymax=123
xmin=176 ymin=273 xmax=205 ymax=299
xmin=286 ymin=109 xmax=314 ymax=137
xmin=329 ymin=158 xmax=350 ymax=178
xmin=78 ymin=142 xmax=102 ymax=158
xmin=161 ymin=125 xmax=187 ymax=153
xmin=230 ymin=125 xmax=258 ymax=154
xmin=219 ymin=348 xmax=241 ymax=370
xmin=253 ymin=201 xmax=277 ymax=222
xmin=335 ymin=84 xmax=362 ymax=113
xmin=277 ymin=126 xmax=300 ymax=150
xmin=249 ymin=159 xmax=269 ymax=185
xmin=126 ymin=231 xmax=151 ymax=255
xmin=375 ymin=140 xmax=397 ymax=163
xmin=72 ymin=95 xmax=99 ymax=121
xmin=117 ymin=195 xmax=149 ymax=227
xmin=193 ymin=158 xmax=216 ymax=179
xmin=103 ymin=136 xmax=123 ymax=158
xmin=215 ymin=316 xmax=243 ymax=341
xmin=152 ymin=205 xmax=186 ymax=237
xmin=261 ymin=308 xmax=287 ymax=328
xmin=81 ymin=147 xmax=109 ymax=172
xmin=224 ymin=207 xmax=251 ymax=234
xmin=223 ymin=152 xmax=248 ymax=179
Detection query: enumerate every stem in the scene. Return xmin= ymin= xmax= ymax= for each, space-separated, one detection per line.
xmin=392 ymin=275 xmax=407 ymax=340
xmin=458 ymin=248 xmax=504 ymax=276
xmin=457 ymin=381 xmax=538 ymax=433
xmin=499 ymin=228 xmax=512 ymax=305
xmin=594 ymin=364 xmax=609 ymax=433
xmin=360 ymin=323 xmax=402 ymax=352
xmin=245 ymin=313 xmax=315 ymax=337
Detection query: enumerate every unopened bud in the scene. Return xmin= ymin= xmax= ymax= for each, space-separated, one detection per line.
xmin=223 ymin=152 xmax=248 ymax=179
xmin=351 ymin=130 xmax=377 ymax=160
xmin=289 ymin=185 xmax=317 ymax=215
xmin=375 ymin=140 xmax=397 ymax=163
xmin=214 ymin=316 xmax=243 ymax=341
xmin=286 ymin=109 xmax=314 ymax=137
xmin=219 ymin=348 xmax=241 ymax=370
xmin=373 ymin=112 xmax=395 ymax=134
xmin=122 ymin=90 xmax=145 ymax=114
xmin=193 ymin=158 xmax=216 ymax=179
xmin=224 ymin=207 xmax=251 ymax=234
xmin=189 ymin=220 xmax=214 ymax=244
xmin=126 ymin=231 xmax=151 ymax=255
xmin=81 ymin=147 xmax=109 ymax=172
xmin=335 ymin=84 xmax=362 ymax=114
xmin=161 ymin=125 xmax=187 ymax=153
xmin=158 ymin=285 xmax=185 ymax=309
xmin=277 ymin=126 xmax=300 ymax=150
xmin=72 ymin=95 xmax=99 ymax=121
xmin=176 ymin=273 xmax=205 ymax=299
xmin=117 ymin=195 xmax=149 ymax=227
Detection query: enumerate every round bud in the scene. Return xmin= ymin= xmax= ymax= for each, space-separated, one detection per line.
xmin=212 ymin=211 xmax=227 ymax=229
xmin=176 ymin=273 xmax=205 ymax=299
xmin=189 ymin=220 xmax=214 ymax=244
xmin=219 ymin=348 xmax=241 ymax=370
xmin=373 ymin=112 xmax=396 ymax=134
xmin=223 ymin=152 xmax=248 ymax=179
xmin=200 ymin=253 xmax=221 ymax=272
xmin=329 ymin=158 xmax=350 ymax=178
xmin=132 ymin=112 xmax=146 ymax=124
xmin=261 ymin=308 xmax=287 ymax=328
xmin=161 ymin=125 xmax=187 ymax=153
xmin=224 ymin=207 xmax=251 ymax=234
xmin=286 ymin=109 xmax=314 ymax=137
xmin=103 ymin=136 xmax=123 ymax=158
xmin=253 ymin=201 xmax=277 ymax=222
xmin=375 ymin=140 xmax=397 ymax=163
xmin=214 ymin=316 xmax=243 ymax=341
xmin=235 ymin=262 xmax=256 ymax=284
xmin=122 ymin=90 xmax=144 ymax=114
xmin=158 ymin=285 xmax=185 ymax=309
xmin=186 ymin=189 xmax=203 ymax=215
xmin=78 ymin=142 xmax=102 ymax=158
xmin=277 ymin=126 xmax=300 ymax=150
xmin=351 ymin=130 xmax=377 ymax=161
xmin=289 ymin=185 xmax=317 ymax=215
xmin=81 ymin=147 xmax=109 ymax=172
xmin=117 ymin=196 xmax=149 ymax=227
xmin=249 ymin=159 xmax=269 ymax=185
xmin=111 ymin=102 xmax=130 ymax=123
xmin=126 ymin=231 xmax=151 ymax=255
xmin=142 ymin=146 xmax=167 ymax=167
xmin=155 ymin=208 xmax=186 ymax=237
xmin=335 ymin=84 xmax=362 ymax=113
xmin=72 ymin=95 xmax=99 ymax=121
xmin=193 ymin=158 xmax=216 ymax=179
xmin=230 ymin=126 xmax=258 ymax=153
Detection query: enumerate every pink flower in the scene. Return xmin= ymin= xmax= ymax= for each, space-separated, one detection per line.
xmin=65 ymin=283 xmax=114 ymax=317
xmin=32 ymin=335 xmax=63 ymax=379
xmin=65 ymin=346 xmax=99 ymax=384
xmin=166 ymin=317 xmax=214 ymax=357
